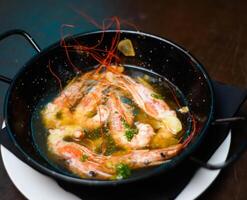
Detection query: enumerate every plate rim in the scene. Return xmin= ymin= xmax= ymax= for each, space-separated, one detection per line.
xmin=1 ymin=121 xmax=231 ymax=200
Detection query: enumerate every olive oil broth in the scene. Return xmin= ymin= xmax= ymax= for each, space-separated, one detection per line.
xmin=31 ymin=65 xmax=191 ymax=178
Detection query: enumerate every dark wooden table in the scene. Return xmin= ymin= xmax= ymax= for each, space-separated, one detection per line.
xmin=1 ymin=0 xmax=247 ymax=199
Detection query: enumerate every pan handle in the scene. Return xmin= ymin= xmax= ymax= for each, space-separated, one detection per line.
xmin=0 ymin=29 xmax=41 ymax=84
xmin=190 ymin=116 xmax=247 ymax=170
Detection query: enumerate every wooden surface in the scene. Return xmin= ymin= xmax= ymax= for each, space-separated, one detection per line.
xmin=0 ymin=0 xmax=247 ymax=199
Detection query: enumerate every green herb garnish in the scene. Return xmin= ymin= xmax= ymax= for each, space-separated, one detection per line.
xmin=80 ymin=154 xmax=88 ymax=162
xmin=125 ymin=129 xmax=138 ymax=141
xmin=151 ymin=93 xmax=163 ymax=100
xmin=121 ymin=118 xmax=138 ymax=141
xmin=121 ymin=118 xmax=130 ymax=129
xmin=104 ymin=133 xmax=117 ymax=156
xmin=116 ymin=163 xmax=131 ymax=179
xmin=84 ymin=128 xmax=101 ymax=140
xmin=95 ymin=145 xmax=103 ymax=154
xmin=102 ymin=125 xmax=109 ymax=134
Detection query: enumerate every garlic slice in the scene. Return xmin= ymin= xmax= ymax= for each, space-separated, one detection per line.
xmin=162 ymin=116 xmax=182 ymax=135
xmin=117 ymin=39 xmax=135 ymax=56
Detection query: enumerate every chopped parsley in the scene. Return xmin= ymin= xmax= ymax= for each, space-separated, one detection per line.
xmin=116 ymin=163 xmax=131 ymax=179
xmin=84 ymin=128 xmax=101 ymax=140
xmin=80 ymin=154 xmax=88 ymax=162
xmin=104 ymin=133 xmax=117 ymax=156
xmin=125 ymin=129 xmax=138 ymax=141
xmin=151 ymin=93 xmax=163 ymax=100
xmin=121 ymin=118 xmax=138 ymax=141
xmin=102 ymin=125 xmax=109 ymax=134
xmin=95 ymin=145 xmax=103 ymax=154
xmin=121 ymin=118 xmax=130 ymax=129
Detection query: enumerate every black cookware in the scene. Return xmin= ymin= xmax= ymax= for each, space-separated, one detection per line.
xmin=0 ymin=29 xmax=246 ymax=186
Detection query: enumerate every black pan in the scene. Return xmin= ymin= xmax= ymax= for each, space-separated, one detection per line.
xmin=0 ymin=29 xmax=246 ymax=186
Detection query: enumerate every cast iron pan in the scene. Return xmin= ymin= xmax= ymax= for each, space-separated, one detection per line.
xmin=0 ymin=29 xmax=246 ymax=186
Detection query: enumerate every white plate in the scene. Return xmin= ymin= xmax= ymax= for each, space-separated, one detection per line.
xmin=1 ymin=122 xmax=231 ymax=200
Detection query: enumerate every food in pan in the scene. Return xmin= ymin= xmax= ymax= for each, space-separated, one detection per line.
xmin=40 ymin=65 xmax=192 ymax=180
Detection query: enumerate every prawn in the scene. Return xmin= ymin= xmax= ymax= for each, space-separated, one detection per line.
xmin=106 ymin=72 xmax=182 ymax=134
xmin=73 ymin=81 xmax=110 ymax=130
xmin=107 ymin=94 xmax=155 ymax=149
xmin=47 ymin=127 xmax=183 ymax=180
xmin=42 ymin=71 xmax=96 ymax=128
xmin=42 ymin=71 xmax=110 ymax=130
